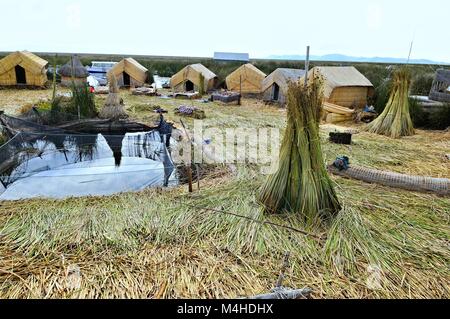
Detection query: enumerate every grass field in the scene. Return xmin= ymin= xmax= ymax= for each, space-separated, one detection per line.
xmin=0 ymin=88 xmax=449 ymax=298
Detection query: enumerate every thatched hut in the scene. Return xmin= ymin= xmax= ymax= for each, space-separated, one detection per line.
xmin=310 ymin=66 xmax=374 ymax=108
xmin=170 ymin=64 xmax=217 ymax=93
xmin=262 ymin=68 xmax=305 ymax=105
xmin=429 ymin=69 xmax=450 ymax=103
xmin=58 ymin=55 xmax=89 ymax=87
xmin=0 ymin=51 xmax=48 ymax=87
xmin=225 ymin=64 xmax=266 ymax=94
xmin=107 ymin=58 xmax=148 ymax=88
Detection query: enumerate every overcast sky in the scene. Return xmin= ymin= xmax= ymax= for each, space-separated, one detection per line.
xmin=1 ymin=0 xmax=448 ymax=62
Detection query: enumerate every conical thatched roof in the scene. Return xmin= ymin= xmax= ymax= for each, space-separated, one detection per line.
xmin=58 ymin=55 xmax=89 ymax=78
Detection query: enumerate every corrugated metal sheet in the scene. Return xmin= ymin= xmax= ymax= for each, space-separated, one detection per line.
xmin=214 ymin=52 xmax=249 ymax=62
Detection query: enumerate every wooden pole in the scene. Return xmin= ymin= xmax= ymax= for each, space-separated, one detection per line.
xmin=71 ymin=56 xmax=81 ymax=120
xmin=180 ymin=119 xmax=194 ymax=193
xmin=304 ymin=46 xmax=310 ymax=89
xmin=407 ymin=40 xmax=414 ymax=64
xmin=196 ymin=165 xmax=201 ymax=191
xmin=236 ymin=75 xmax=241 ymax=105
xmin=187 ymin=165 xmax=193 ymax=193
xmin=239 ymin=74 xmax=242 ymax=95
xmin=52 ymin=54 xmax=57 ymax=101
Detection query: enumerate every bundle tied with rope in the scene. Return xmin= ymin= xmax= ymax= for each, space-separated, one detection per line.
xmin=99 ymin=74 xmax=128 ymax=120
xmin=366 ymin=68 xmax=415 ymax=138
xmin=258 ymin=75 xmax=341 ymax=224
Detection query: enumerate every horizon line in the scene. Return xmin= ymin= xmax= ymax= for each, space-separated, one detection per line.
xmin=0 ymin=50 xmax=448 ymax=66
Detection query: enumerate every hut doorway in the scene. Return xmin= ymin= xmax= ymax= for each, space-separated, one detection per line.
xmin=15 ymin=65 xmax=26 ymax=85
xmin=272 ymin=83 xmax=280 ymax=101
xmin=185 ymin=80 xmax=194 ymax=92
xmin=123 ymin=72 xmax=131 ymax=87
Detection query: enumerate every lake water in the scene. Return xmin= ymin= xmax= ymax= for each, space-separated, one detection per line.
xmin=0 ymin=131 xmax=176 ymax=200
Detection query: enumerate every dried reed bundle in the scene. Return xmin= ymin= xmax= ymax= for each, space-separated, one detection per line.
xmin=258 ymin=77 xmax=341 ymax=223
xmin=99 ymin=74 xmax=128 ymax=120
xmin=367 ymin=68 xmax=415 ymax=138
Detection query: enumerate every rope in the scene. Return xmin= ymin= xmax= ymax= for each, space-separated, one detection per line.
xmin=177 ymin=201 xmax=322 ymax=240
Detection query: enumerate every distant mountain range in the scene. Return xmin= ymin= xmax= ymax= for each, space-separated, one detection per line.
xmin=267 ymin=54 xmax=449 ymax=65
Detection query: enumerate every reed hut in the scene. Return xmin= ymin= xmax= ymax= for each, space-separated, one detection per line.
xmin=225 ymin=64 xmax=266 ymax=94
xmin=429 ymin=69 xmax=450 ymax=103
xmin=58 ymin=55 xmax=89 ymax=87
xmin=107 ymin=58 xmax=148 ymax=88
xmin=170 ymin=64 xmax=217 ymax=93
xmin=262 ymin=68 xmax=305 ymax=105
xmin=0 ymin=51 xmax=48 ymax=87
xmin=310 ymin=66 xmax=374 ymax=108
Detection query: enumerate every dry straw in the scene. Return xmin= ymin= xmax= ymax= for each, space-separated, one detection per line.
xmin=367 ymin=68 xmax=415 ymax=138
xmin=99 ymin=74 xmax=128 ymax=120
xmin=258 ymin=77 xmax=341 ymax=224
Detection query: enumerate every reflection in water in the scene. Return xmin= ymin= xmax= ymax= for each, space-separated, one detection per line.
xmin=103 ymin=135 xmax=124 ymax=167
xmin=0 ymin=131 xmax=176 ymax=200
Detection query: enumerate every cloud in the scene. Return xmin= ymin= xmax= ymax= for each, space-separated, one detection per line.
xmin=66 ymin=3 xmax=81 ymax=30
xmin=367 ymin=2 xmax=383 ymax=31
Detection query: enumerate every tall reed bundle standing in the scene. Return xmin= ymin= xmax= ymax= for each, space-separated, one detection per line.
xmin=99 ymin=74 xmax=128 ymax=120
xmin=367 ymin=68 xmax=415 ymax=138
xmin=258 ymin=77 xmax=341 ymax=224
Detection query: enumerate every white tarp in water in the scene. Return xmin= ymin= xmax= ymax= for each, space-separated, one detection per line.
xmin=0 ymin=157 xmax=165 ymax=200
xmin=0 ymin=132 xmax=175 ymax=200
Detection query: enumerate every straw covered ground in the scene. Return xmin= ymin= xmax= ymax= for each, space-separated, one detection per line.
xmin=0 ymin=88 xmax=449 ymax=299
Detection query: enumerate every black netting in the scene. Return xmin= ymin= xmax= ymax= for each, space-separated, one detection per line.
xmin=0 ymin=113 xmax=68 ymax=134
xmin=0 ymin=129 xmax=176 ymax=199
